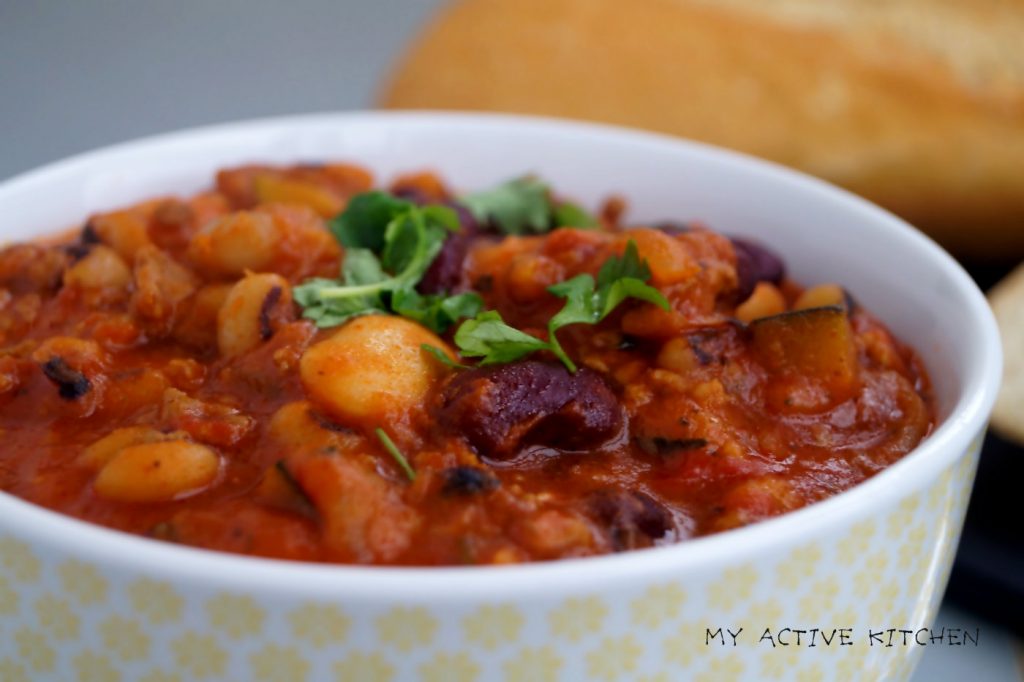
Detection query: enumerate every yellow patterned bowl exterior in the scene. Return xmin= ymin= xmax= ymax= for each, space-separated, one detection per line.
xmin=0 ymin=113 xmax=1001 ymax=682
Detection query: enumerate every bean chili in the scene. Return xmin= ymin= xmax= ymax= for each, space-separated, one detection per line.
xmin=0 ymin=163 xmax=933 ymax=565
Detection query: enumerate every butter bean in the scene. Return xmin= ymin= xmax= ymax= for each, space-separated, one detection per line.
xmin=78 ymin=426 xmax=185 ymax=470
xmin=188 ymin=211 xmax=279 ymax=276
xmin=63 ymin=245 xmax=131 ymax=292
xmin=94 ymin=440 xmax=220 ymax=502
xmin=217 ymin=273 xmax=292 ymax=357
xmin=300 ymin=315 xmax=452 ymax=423
xmin=735 ymin=282 xmax=786 ymax=323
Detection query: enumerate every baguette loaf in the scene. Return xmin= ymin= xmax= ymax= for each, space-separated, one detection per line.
xmin=988 ymin=260 xmax=1024 ymax=445
xmin=379 ymin=0 xmax=1024 ymax=260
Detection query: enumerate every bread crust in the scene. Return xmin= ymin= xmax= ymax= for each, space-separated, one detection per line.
xmin=379 ymin=0 xmax=1024 ymax=260
xmin=989 ymin=262 xmax=1024 ymax=445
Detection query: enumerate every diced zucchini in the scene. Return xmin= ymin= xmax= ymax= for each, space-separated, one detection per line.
xmin=751 ymin=306 xmax=858 ymax=397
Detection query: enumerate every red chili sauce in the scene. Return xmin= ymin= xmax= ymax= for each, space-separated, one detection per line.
xmin=0 ymin=164 xmax=933 ymax=565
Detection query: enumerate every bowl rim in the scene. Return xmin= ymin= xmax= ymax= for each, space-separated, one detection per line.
xmin=0 ymin=110 xmax=1002 ymax=598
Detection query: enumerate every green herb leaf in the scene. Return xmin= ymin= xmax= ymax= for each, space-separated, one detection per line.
xmin=420 ymin=204 xmax=460 ymax=232
xmin=546 ymin=240 xmax=668 ymax=328
xmin=380 ymin=210 xmax=447 ymax=286
xmin=293 ymin=277 xmax=340 ymax=310
xmin=462 ymin=177 xmax=551 ymax=235
xmin=392 ymin=289 xmax=484 ymax=334
xmin=298 ymin=193 xmax=472 ymax=330
xmin=462 ymin=176 xmax=598 ymax=234
xmin=341 ymin=248 xmax=389 ymax=285
xmin=293 ymin=248 xmax=391 ymax=328
xmin=420 ymin=343 xmax=470 ymax=370
xmin=592 ymin=241 xmax=668 ymax=318
xmin=375 ymin=428 xmax=416 ymax=482
xmin=544 ymin=274 xmax=598 ymax=373
xmin=292 ymin=294 xmax=385 ymax=328
xmin=328 ymin=191 xmax=411 ymax=250
xmin=599 ymin=276 xmax=669 ymax=318
xmin=547 ymin=274 xmax=598 ymax=329
xmin=454 ymin=310 xmax=550 ymax=365
xmin=553 ymin=201 xmax=598 ymax=228
xmin=597 ymin=240 xmax=652 ymax=288
xmin=449 ymin=240 xmax=670 ymax=372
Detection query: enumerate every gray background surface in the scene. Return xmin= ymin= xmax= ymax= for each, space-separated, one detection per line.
xmin=1 ymin=2 xmax=1020 ymax=679
xmin=0 ymin=0 xmax=437 ymax=180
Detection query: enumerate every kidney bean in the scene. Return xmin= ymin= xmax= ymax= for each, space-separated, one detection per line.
xmin=419 ymin=231 xmax=475 ymax=294
xmin=393 ymin=190 xmax=481 ymax=235
xmin=437 ymin=361 xmax=623 ymax=460
xmin=412 ymin=200 xmax=483 ymax=295
xmin=448 ymin=201 xmax=481 ymax=234
xmin=392 ymin=186 xmax=430 ymax=205
xmin=731 ymin=238 xmax=785 ymax=301
xmin=587 ymin=489 xmax=672 ymax=551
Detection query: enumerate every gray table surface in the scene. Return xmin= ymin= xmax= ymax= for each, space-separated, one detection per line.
xmin=1 ymin=2 xmax=1020 ymax=680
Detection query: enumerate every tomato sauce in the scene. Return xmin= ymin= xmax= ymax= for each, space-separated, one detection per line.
xmin=0 ymin=163 xmax=933 ymax=565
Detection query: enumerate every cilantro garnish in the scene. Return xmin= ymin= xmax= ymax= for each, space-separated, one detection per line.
xmin=393 ymin=290 xmax=483 ymax=336
xmin=329 ymin=191 xmax=411 ymax=250
xmin=552 ymin=201 xmax=599 ymax=229
xmin=454 ymin=310 xmax=553 ymax=365
xmin=463 ymin=177 xmax=550 ymax=235
xmin=451 ymin=241 xmax=669 ymax=372
xmin=294 ymin=179 xmax=657 ymax=373
xmin=462 ymin=176 xmax=598 ymax=234
xmin=294 ymin=192 xmax=482 ymax=333
xmin=375 ymin=428 xmax=416 ymax=481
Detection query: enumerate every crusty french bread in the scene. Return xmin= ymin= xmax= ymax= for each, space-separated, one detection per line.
xmin=989 ymin=261 xmax=1024 ymax=445
xmin=379 ymin=0 xmax=1024 ymax=260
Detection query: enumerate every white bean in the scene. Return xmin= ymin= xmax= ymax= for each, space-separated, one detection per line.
xmin=94 ymin=440 xmax=221 ymax=502
xmin=300 ymin=315 xmax=453 ymax=423
xmin=78 ymin=426 xmax=185 ymax=470
xmin=217 ymin=273 xmax=292 ymax=357
xmin=63 ymin=245 xmax=131 ymax=292
xmin=188 ymin=211 xmax=279 ymax=276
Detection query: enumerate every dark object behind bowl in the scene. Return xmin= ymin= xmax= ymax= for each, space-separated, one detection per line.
xmin=946 ymin=432 xmax=1024 ymax=635
xmin=946 ymin=262 xmax=1024 ymax=636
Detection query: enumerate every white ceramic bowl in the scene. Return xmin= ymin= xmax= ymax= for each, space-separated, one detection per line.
xmin=0 ymin=113 xmax=1001 ymax=682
